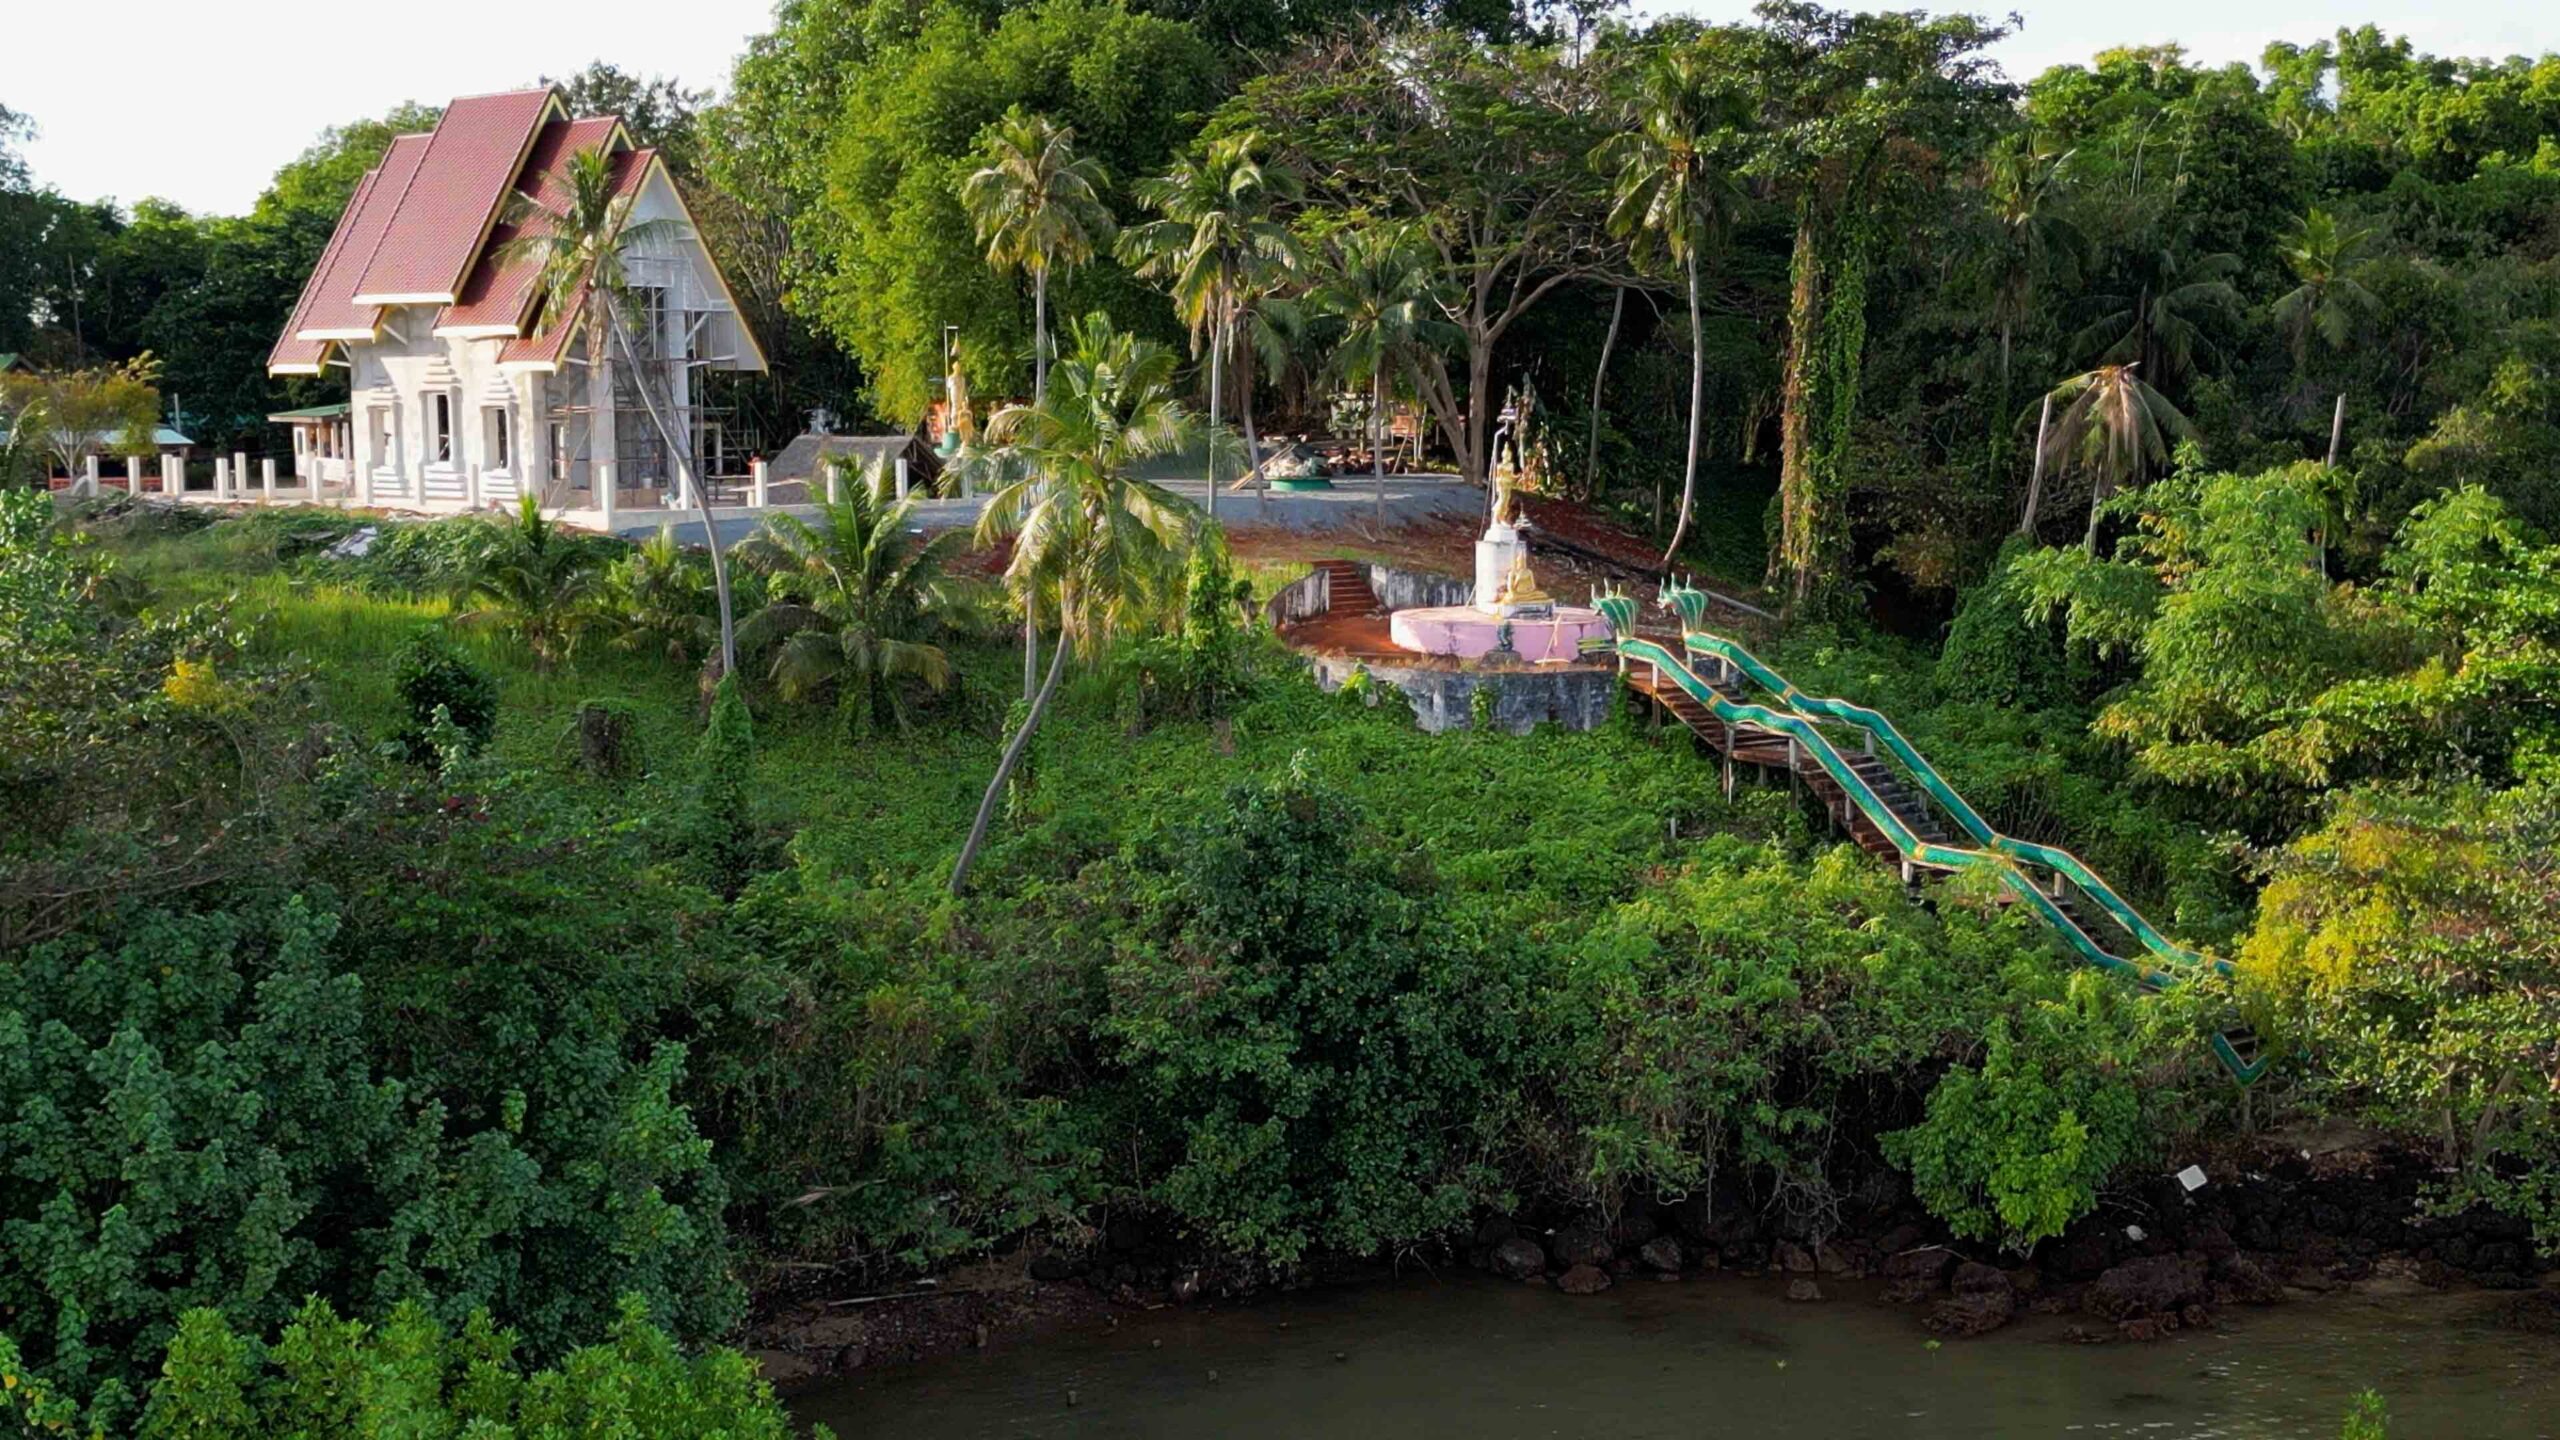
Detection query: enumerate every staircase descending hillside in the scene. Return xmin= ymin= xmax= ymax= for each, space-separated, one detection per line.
xmin=1601 ymin=588 xmax=2267 ymax=1085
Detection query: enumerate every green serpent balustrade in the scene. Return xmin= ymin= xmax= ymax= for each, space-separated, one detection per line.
xmin=1596 ymin=587 xmax=2266 ymax=1084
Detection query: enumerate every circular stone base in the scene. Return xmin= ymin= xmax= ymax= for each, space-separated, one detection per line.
xmin=1268 ymin=476 xmax=1336 ymax=491
xmin=1387 ymin=604 xmax=1612 ymax=664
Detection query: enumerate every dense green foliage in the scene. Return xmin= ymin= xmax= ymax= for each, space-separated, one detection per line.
xmin=135 ymin=1296 xmax=813 ymax=1439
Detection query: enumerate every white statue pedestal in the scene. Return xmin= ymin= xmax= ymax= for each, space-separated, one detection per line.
xmin=1475 ymin=523 xmax=1526 ymax=613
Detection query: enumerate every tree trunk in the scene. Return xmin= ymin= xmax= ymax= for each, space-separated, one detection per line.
xmin=1662 ymin=247 xmax=1705 ymax=568
xmin=1372 ymin=367 xmax=1387 ymax=535
xmin=951 ymin=625 xmax=1072 ymax=896
xmin=1205 ymin=318 xmax=1223 ymax=525
xmin=608 ymin=307 xmax=736 ymax=680
xmin=2017 ymin=390 xmax=2053 ymax=537
xmin=1774 ymin=211 xmax=1822 ymax=594
xmin=1240 ymin=341 xmax=1265 ymax=509
xmin=1025 ymin=266 xmax=1048 ymax=701
xmin=2082 ymin=470 xmax=2112 ymax=556
xmin=1587 ymin=285 xmax=1624 ymax=501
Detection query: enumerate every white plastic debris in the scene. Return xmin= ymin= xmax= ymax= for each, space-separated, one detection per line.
xmin=2177 ymin=1164 xmax=2208 ymax=1192
xmin=2124 ymin=1224 xmax=2147 ymax=1242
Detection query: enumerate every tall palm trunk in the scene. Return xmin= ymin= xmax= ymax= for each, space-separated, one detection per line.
xmin=1239 ymin=342 xmax=1265 ymax=507
xmin=1024 ymin=266 xmax=1049 ymax=701
xmin=2017 ymin=390 xmax=2052 ymax=537
xmin=1588 ymin=285 xmax=1624 ymax=501
xmin=1663 ymin=246 xmax=1705 ymax=567
xmin=1372 ymin=367 xmax=1387 ymax=534
xmin=1205 ymin=319 xmax=1223 ymax=525
xmin=952 ymin=615 xmax=1072 ymax=896
xmin=608 ymin=306 xmax=736 ymax=680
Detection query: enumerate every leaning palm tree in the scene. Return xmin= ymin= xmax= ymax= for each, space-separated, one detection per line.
xmin=735 ymin=459 xmax=979 ymax=732
xmin=950 ymin=314 xmax=1200 ymax=895
xmin=1595 ymin=40 xmax=1743 ymax=567
xmin=1118 ymin=132 xmax=1300 ymax=524
xmin=458 ymin=493 xmax=604 ymax=671
xmin=1305 ymin=225 xmax=1447 ymax=534
xmin=2040 ymin=363 xmax=2195 ymax=554
xmin=494 ymin=146 xmax=740 ymax=682
xmin=2271 ymin=207 xmax=2380 ymax=372
xmin=961 ymin=109 xmax=1115 ymax=701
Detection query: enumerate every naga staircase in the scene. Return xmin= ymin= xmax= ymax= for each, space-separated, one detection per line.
xmin=1603 ymin=586 xmax=2267 ymax=1085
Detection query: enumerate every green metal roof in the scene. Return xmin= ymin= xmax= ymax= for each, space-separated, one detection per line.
xmin=265 ymin=402 xmax=351 ymax=421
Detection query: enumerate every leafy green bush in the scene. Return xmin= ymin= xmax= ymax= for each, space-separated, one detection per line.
xmin=684 ymin=675 xmax=760 ymax=896
xmin=135 ymin=1295 xmax=820 ymax=1439
xmin=389 ymin=624 xmax=498 ymax=758
xmin=1886 ymin=972 xmax=2178 ymax=1251
xmin=1099 ymin=758 xmax=1512 ymax=1262
xmin=1934 ymin=543 xmax=2070 ymax=710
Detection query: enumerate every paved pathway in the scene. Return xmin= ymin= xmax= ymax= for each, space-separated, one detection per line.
xmin=606 ymin=474 xmax=1488 ymax=547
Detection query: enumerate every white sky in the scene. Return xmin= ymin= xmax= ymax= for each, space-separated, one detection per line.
xmin=9 ymin=1 xmax=2560 ymax=217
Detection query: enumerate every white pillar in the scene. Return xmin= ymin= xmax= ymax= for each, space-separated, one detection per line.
xmin=467 ymin=462 xmax=482 ymax=511
xmin=162 ymin=455 xmax=179 ymax=495
xmin=826 ymin=459 xmax=844 ymax=505
xmin=232 ymin=452 xmax=248 ymax=503
xmin=82 ymin=455 xmax=101 ymax=497
xmin=750 ymin=457 xmax=769 ymax=508
xmin=210 ymin=457 xmax=227 ymax=500
xmin=261 ymin=457 xmax=277 ymax=503
xmin=895 ymin=455 xmax=910 ymax=500
xmin=124 ymin=455 xmax=141 ymax=495
xmin=595 ymin=461 xmax=615 ymax=530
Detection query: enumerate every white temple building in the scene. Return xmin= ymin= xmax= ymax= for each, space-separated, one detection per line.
xmin=265 ymin=86 xmax=763 ymax=517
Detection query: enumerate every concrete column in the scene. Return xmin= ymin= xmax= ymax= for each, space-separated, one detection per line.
xmin=82 ymin=455 xmax=101 ymax=497
xmin=750 ymin=457 xmax=768 ymax=508
xmin=895 ymin=455 xmax=909 ymax=500
xmin=261 ymin=458 xmax=277 ymax=503
xmin=826 ymin=460 xmax=844 ymax=505
xmin=209 ymin=457 xmax=226 ymax=500
xmin=232 ymin=452 xmax=247 ymax=502
xmin=595 ymin=461 xmax=615 ymax=530
xmin=467 ymin=462 xmax=482 ymax=511
xmin=162 ymin=455 xmax=179 ymax=495
xmin=123 ymin=455 xmax=141 ymax=495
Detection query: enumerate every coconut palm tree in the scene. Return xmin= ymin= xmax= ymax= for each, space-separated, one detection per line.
xmin=2271 ymin=207 xmax=2380 ymax=371
xmin=735 ymin=459 xmax=978 ymax=732
xmin=1118 ymin=132 xmax=1300 ymax=523
xmin=2040 ymin=363 xmax=2195 ymax=554
xmin=1305 ymin=225 xmax=1448 ymax=534
xmin=494 ymin=147 xmax=740 ymax=682
xmin=458 ymin=493 xmax=604 ymax=670
xmin=962 ymin=109 xmax=1115 ymax=408
xmin=1982 ymin=135 xmax=2083 ymax=393
xmin=2070 ymin=243 xmax=2244 ymax=391
xmin=592 ymin=523 xmax=721 ymax=667
xmin=950 ymin=314 xmax=1200 ymax=895
xmin=961 ymin=109 xmax=1115 ymax=701
xmin=1596 ymin=41 xmax=1743 ymax=567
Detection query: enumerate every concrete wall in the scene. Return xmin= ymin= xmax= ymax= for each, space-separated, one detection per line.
xmin=1264 ymin=568 xmax=1331 ymax=627
xmin=1307 ymin=653 xmax=1617 ymax=735
xmin=1365 ymin=563 xmax=1471 ymax=610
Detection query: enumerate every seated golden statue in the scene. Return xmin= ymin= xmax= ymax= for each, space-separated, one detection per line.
xmin=1496 ymin=546 xmax=1551 ymax=606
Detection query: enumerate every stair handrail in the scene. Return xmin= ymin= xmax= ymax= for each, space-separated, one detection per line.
xmin=1617 ymin=636 xmax=2189 ymax=991
xmin=1671 ymin=625 xmax=2230 ymax=982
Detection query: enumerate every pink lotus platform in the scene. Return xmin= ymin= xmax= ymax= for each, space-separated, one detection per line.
xmin=1387 ymin=604 xmax=1613 ymax=663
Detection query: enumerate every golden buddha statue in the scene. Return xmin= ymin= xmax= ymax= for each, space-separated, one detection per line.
xmin=1496 ymin=545 xmax=1551 ymax=606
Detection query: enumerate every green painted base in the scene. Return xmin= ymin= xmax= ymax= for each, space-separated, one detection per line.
xmin=1269 ymin=477 xmax=1336 ymax=492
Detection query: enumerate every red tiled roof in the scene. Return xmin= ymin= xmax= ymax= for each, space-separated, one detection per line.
xmin=435 ymin=116 xmax=625 ymax=337
xmin=287 ymin=133 xmax=434 ymax=344
xmin=350 ymin=88 xmax=560 ymax=305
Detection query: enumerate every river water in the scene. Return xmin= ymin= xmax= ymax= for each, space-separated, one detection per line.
xmin=793 ymin=1272 xmax=2553 ymax=1438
